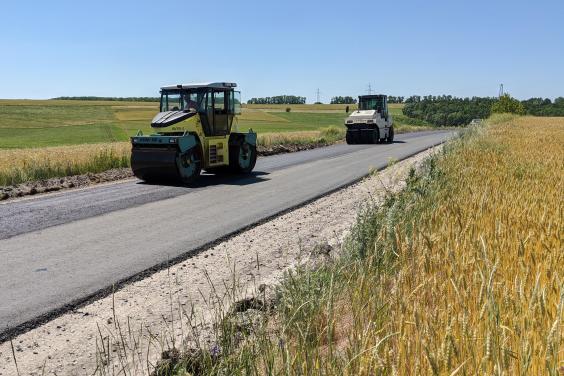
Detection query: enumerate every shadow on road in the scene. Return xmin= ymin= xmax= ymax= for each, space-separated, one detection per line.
xmin=137 ymin=171 xmax=270 ymax=188
xmin=352 ymin=140 xmax=406 ymax=145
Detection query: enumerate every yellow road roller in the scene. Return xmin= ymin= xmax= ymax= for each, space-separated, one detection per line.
xmin=131 ymin=82 xmax=256 ymax=184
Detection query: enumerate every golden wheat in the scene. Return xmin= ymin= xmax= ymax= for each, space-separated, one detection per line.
xmin=0 ymin=142 xmax=130 ymax=167
xmin=258 ymin=131 xmax=326 ymax=145
xmin=356 ymin=116 xmax=564 ymax=374
xmin=0 ymin=142 xmax=131 ymax=185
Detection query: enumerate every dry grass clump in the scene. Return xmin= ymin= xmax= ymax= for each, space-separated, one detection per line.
xmin=0 ymin=142 xmax=131 ymax=186
xmin=257 ymin=126 xmax=345 ymax=147
xmin=258 ymin=130 xmax=323 ymax=146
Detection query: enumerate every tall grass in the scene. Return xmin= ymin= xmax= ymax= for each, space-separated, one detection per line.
xmin=0 ymin=142 xmax=131 ymax=186
xmin=257 ymin=124 xmax=432 ymax=148
xmin=153 ymin=116 xmax=562 ymax=375
xmin=257 ymin=126 xmax=345 ymax=147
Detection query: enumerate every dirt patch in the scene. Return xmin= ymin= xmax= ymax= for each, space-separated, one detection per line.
xmin=257 ymin=141 xmax=336 ymax=156
xmin=0 ymin=168 xmax=134 ymax=201
xmin=0 ymin=147 xmax=440 ymax=376
xmin=0 ymin=142 xmax=338 ymax=202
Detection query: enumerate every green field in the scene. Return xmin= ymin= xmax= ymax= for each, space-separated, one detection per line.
xmin=0 ymin=100 xmax=427 ymax=149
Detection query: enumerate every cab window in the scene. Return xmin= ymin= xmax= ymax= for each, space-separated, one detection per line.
xmin=212 ymin=90 xmax=229 ymax=135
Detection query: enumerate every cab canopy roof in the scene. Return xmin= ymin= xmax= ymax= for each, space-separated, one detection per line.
xmin=359 ymin=94 xmax=387 ymax=99
xmin=161 ymin=82 xmax=237 ymax=91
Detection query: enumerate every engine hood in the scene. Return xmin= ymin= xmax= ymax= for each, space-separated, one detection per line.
xmin=349 ymin=110 xmax=375 ymax=118
xmin=346 ymin=110 xmax=376 ymax=122
xmin=151 ymin=110 xmax=196 ymax=128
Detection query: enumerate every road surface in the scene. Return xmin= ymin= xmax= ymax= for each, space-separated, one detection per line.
xmin=0 ymin=131 xmax=453 ymax=338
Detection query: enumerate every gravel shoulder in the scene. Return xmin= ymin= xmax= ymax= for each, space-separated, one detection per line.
xmin=0 ymin=147 xmax=440 ymax=376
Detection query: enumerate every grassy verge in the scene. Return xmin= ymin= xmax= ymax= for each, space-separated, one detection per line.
xmin=257 ymin=126 xmax=344 ymax=147
xmin=0 ymin=143 xmax=131 ymax=186
xmin=156 ymin=115 xmax=562 ymax=375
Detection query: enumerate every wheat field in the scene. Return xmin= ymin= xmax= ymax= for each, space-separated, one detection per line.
xmin=0 ymin=142 xmax=131 ymax=186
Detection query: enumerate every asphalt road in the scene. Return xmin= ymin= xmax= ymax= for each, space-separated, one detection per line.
xmin=0 ymin=131 xmax=453 ymax=337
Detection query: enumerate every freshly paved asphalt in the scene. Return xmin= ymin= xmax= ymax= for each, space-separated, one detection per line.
xmin=0 ymin=130 xmax=453 ymax=337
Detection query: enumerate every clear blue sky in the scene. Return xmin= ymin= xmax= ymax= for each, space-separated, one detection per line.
xmin=1 ymin=0 xmax=562 ymax=102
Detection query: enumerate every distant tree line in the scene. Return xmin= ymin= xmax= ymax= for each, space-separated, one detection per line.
xmin=521 ymin=97 xmax=564 ymax=116
xmin=402 ymin=95 xmax=564 ymax=126
xmin=52 ymin=96 xmax=160 ymax=102
xmin=402 ymin=96 xmax=496 ymax=126
xmin=329 ymin=95 xmax=405 ymax=104
xmin=404 ymin=95 xmax=422 ymax=103
xmin=330 ymin=96 xmax=357 ymax=104
xmin=387 ymin=96 xmax=405 ymax=103
xmin=247 ymin=96 xmax=306 ymax=105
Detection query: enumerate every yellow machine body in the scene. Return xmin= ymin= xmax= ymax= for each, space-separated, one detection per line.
xmin=130 ymin=82 xmax=257 ymax=184
xmin=162 ymin=114 xmax=231 ymax=169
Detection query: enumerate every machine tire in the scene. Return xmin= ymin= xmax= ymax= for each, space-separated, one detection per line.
xmin=230 ymin=141 xmax=257 ymax=173
xmin=346 ymin=130 xmax=355 ymax=145
xmin=369 ymin=128 xmax=380 ymax=144
xmin=386 ymin=126 xmax=394 ymax=143
xmin=176 ymin=146 xmax=202 ymax=185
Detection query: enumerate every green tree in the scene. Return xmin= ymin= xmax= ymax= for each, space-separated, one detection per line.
xmin=491 ymin=94 xmax=525 ymax=115
xmin=402 ymin=96 xmax=495 ymax=126
xmin=247 ymin=95 xmax=306 ymax=105
xmin=330 ymin=96 xmax=356 ymax=104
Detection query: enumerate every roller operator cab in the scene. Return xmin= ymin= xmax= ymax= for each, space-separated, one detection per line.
xmin=130 ymin=82 xmax=257 ymax=184
xmin=345 ymin=95 xmax=394 ymax=144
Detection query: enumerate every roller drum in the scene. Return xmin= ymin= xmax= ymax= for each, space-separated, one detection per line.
xmin=131 ymin=146 xmax=181 ymax=182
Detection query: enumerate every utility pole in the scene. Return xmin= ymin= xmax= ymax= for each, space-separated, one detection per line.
xmin=498 ymin=83 xmax=504 ymax=98
xmin=316 ymin=88 xmax=321 ymax=103
xmin=367 ymin=83 xmax=373 ymax=95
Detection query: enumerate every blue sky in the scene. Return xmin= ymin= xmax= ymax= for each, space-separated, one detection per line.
xmin=1 ymin=0 xmax=562 ymax=101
